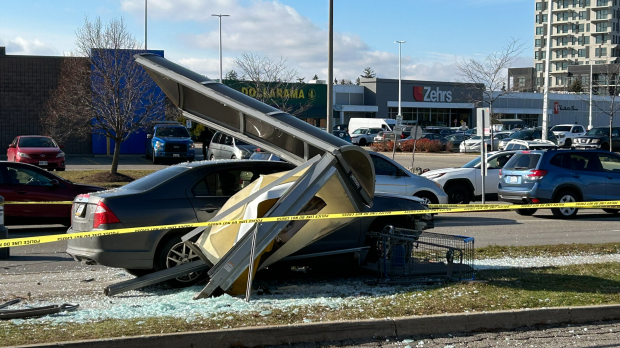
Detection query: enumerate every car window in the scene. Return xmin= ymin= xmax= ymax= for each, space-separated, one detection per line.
xmin=597 ymin=153 xmax=620 ymax=173
xmin=155 ymin=127 xmax=190 ymax=138
xmin=487 ymin=153 xmax=514 ymax=169
xmin=18 ymin=137 xmax=57 ymax=148
xmin=569 ymin=153 xmax=601 ymax=171
xmin=586 ymin=128 xmax=609 ymax=136
xmin=235 ymin=138 xmax=248 ymax=146
xmin=6 ymin=166 xmax=54 ymax=186
xmin=371 ymin=156 xmax=400 ymax=176
xmin=254 ymin=164 xmax=294 ymax=175
xmin=369 ymin=128 xmax=382 ymax=134
xmin=550 ymin=153 xmax=571 ymax=169
xmin=211 ymin=133 xmax=221 ymax=144
xmin=613 ymin=129 xmax=620 ymax=137
xmin=223 ymin=136 xmax=233 ymax=146
xmin=195 ymin=168 xmax=255 ymax=197
xmin=352 ymin=128 xmax=368 ymax=135
xmin=504 ymin=153 xmax=541 ymax=171
xmin=551 ymin=126 xmax=571 ymax=132
xmin=576 ymin=126 xmax=585 ymax=133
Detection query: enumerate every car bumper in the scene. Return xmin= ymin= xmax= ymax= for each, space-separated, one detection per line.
xmin=498 ymin=189 xmax=553 ymax=204
xmin=15 ymin=157 xmax=65 ymax=169
xmin=154 ymin=151 xmax=195 ymax=159
xmin=574 ymin=144 xmax=601 ymax=149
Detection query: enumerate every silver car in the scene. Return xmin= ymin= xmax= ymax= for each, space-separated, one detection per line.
xmin=207 ymin=132 xmax=257 ymax=160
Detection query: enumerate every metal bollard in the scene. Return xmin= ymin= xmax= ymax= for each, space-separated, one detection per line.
xmin=0 ymin=195 xmax=8 ymax=259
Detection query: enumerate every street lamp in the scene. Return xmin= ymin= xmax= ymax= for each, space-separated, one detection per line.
xmin=587 ymin=59 xmax=593 ymax=130
xmin=394 ymin=40 xmax=406 ymax=160
xmin=211 ymin=14 xmax=230 ymax=83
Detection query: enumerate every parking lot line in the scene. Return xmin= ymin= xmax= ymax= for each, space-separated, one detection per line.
xmin=81 ymin=157 xmax=102 ymax=165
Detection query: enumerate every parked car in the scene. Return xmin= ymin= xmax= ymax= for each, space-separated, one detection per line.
xmin=145 ymin=121 xmax=195 ymax=164
xmin=422 ymin=151 xmax=517 ymax=204
xmin=0 ymin=162 xmax=104 ymax=225
xmin=370 ymin=152 xmax=448 ymax=204
xmin=573 ymin=127 xmax=620 ymax=152
xmin=207 ymin=132 xmax=258 ymax=160
xmin=374 ymin=128 xmax=414 ymax=143
xmin=550 ymin=124 xmax=587 ymax=147
xmin=498 ymin=128 xmax=558 ymax=150
xmin=66 ymin=160 xmax=433 ymax=287
xmin=459 ymin=132 xmax=511 ymax=153
xmin=332 ymin=130 xmax=352 ymax=143
xmin=503 ymin=139 xmax=558 ymax=151
xmin=350 ymin=127 xmax=382 ymax=146
xmin=7 ymin=135 xmax=66 ymax=171
xmin=423 ymin=126 xmax=449 ymax=135
xmin=498 ymin=149 xmax=620 ymax=218
xmin=249 ymin=149 xmax=284 ymax=161
xmin=444 ymin=134 xmax=470 ymax=152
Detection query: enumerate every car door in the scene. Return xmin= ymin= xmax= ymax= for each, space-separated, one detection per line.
xmin=485 ymin=152 xmax=515 ymax=194
xmin=371 ymin=155 xmax=409 ymax=195
xmin=568 ymin=152 xmax=607 ymax=201
xmin=0 ymin=164 xmax=70 ymax=218
xmin=187 ymin=166 xmax=257 ymax=222
xmin=596 ymin=152 xmax=620 ymax=200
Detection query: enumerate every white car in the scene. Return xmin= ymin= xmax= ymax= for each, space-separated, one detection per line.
xmin=421 ymin=151 xmax=517 ymax=204
xmin=370 ymin=152 xmax=448 ymax=204
xmin=550 ymin=124 xmax=586 ymax=147
xmin=459 ymin=132 xmax=511 ymax=153
xmin=350 ymin=127 xmax=383 ymax=146
xmin=503 ymin=139 xmax=557 ymax=151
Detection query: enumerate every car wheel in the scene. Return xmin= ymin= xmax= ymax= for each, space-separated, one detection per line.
xmin=231 ymin=155 xmax=237 ymax=159
xmin=445 ymin=185 xmax=471 ymax=204
xmin=210 ymin=154 xmax=215 ymax=161
xmin=564 ymin=139 xmax=572 ymax=147
xmin=603 ymin=209 xmax=620 ymax=214
xmin=155 ymin=236 xmax=208 ymax=288
xmin=515 ymin=208 xmax=537 ymax=216
xmin=152 ymin=148 xmax=159 ymax=164
xmin=414 ymin=191 xmax=438 ymax=205
xmin=359 ymin=139 xmax=367 ymax=146
xmin=551 ymin=191 xmax=579 ymax=218
xmin=602 ymin=143 xmax=611 ymax=151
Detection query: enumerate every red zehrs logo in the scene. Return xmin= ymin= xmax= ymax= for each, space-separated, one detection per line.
xmin=413 ymin=86 xmax=452 ymax=102
xmin=553 ymin=101 xmax=559 ymax=114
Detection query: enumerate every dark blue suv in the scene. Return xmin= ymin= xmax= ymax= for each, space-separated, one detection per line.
xmin=498 ymin=149 xmax=620 ymax=218
xmin=145 ymin=122 xmax=195 ymax=164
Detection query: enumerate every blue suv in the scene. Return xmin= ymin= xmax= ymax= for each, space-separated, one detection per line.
xmin=498 ymin=149 xmax=620 ymax=218
xmin=145 ymin=122 xmax=195 ymax=164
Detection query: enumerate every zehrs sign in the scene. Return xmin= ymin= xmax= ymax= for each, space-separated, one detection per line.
xmin=413 ymin=86 xmax=453 ymax=102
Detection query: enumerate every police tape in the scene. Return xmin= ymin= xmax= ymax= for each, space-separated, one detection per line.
xmin=1 ymin=200 xmax=619 ymax=249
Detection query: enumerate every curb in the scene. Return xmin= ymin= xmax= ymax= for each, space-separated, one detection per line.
xmin=12 ymin=305 xmax=620 ymax=348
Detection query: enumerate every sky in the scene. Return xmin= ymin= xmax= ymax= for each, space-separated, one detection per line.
xmin=0 ymin=0 xmax=534 ymax=82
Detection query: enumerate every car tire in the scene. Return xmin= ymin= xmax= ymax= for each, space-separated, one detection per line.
xmin=515 ymin=208 xmax=537 ymax=216
xmin=551 ymin=191 xmax=579 ymax=219
xmin=152 ymin=148 xmax=159 ymax=164
xmin=231 ymin=155 xmax=237 ymax=159
xmin=564 ymin=139 xmax=572 ymax=148
xmin=56 ymin=168 xmax=65 ymax=171
xmin=602 ymin=143 xmax=611 ymax=151
xmin=155 ymin=235 xmax=209 ymax=288
xmin=210 ymin=154 xmax=215 ymax=161
xmin=359 ymin=139 xmax=367 ymax=146
xmin=603 ymin=209 xmax=620 ymax=214
xmin=414 ymin=191 xmax=438 ymax=205
xmin=445 ymin=185 xmax=471 ymax=204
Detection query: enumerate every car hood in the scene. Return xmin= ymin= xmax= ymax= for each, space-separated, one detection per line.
xmin=70 ymin=183 xmax=106 ymax=193
xmin=422 ymin=167 xmax=470 ymax=178
xmin=153 ymin=137 xmax=192 ymax=142
xmin=237 ymin=145 xmax=258 ymax=152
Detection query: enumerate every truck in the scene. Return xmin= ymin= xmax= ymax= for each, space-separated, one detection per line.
xmin=145 ymin=121 xmax=195 ymax=164
xmin=348 ymin=118 xmax=396 ymax=135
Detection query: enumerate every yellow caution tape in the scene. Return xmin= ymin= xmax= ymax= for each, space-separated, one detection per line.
xmin=1 ymin=200 xmax=619 ymax=249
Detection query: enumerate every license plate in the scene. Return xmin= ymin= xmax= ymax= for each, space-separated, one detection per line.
xmin=173 ymin=154 xmax=180 ymax=157
xmin=39 ymin=161 xmax=48 ymax=165
xmin=75 ymin=204 xmax=85 ymax=216
xmin=508 ymin=176 xmax=518 ymax=184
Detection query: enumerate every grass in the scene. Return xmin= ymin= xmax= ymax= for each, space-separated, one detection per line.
xmin=55 ymin=170 xmax=155 ymax=189
xmin=3 ymin=261 xmax=620 ymax=347
xmin=475 ymin=243 xmax=620 ymax=260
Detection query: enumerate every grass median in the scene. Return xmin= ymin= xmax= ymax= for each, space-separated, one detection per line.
xmin=3 ymin=256 xmax=620 ymax=346
xmin=55 ymin=170 xmax=155 ymax=189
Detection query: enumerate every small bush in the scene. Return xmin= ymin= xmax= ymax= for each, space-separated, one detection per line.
xmin=399 ymin=139 xmax=416 ymax=152
xmin=370 ymin=140 xmax=394 ymax=152
xmin=399 ymin=138 xmax=443 ymax=152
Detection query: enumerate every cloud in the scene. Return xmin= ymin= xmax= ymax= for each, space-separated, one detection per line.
xmin=120 ymin=0 xmax=524 ymax=83
xmin=0 ymin=36 xmax=59 ymax=56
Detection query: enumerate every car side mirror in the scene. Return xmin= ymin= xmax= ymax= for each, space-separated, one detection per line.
xmin=49 ymin=179 xmax=59 ymax=187
xmin=59 ymin=145 xmax=65 ymax=149
xmin=147 ymin=134 xmax=152 ymax=139
xmin=8 ymin=144 xmax=15 ymax=148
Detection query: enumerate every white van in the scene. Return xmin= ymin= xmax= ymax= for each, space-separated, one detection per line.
xmin=348 ymin=118 xmax=396 ymax=134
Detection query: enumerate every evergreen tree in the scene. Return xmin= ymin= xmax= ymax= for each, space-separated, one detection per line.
xmin=312 ymin=74 xmax=319 ymax=80
xmin=360 ymin=67 xmax=376 ymax=78
xmin=225 ymin=69 xmax=239 ymax=81
xmin=355 ymin=77 xmax=361 ymax=85
xmin=334 ymin=78 xmax=338 ymax=84
xmin=569 ymin=78 xmax=583 ymax=93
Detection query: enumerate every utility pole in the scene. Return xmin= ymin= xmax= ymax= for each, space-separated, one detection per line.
xmin=394 ymin=40 xmax=405 ymax=160
xmin=542 ymin=1 xmax=553 ymax=140
xmin=588 ymin=59 xmax=593 ymax=130
xmin=212 ymin=14 xmax=230 ymax=83
xmin=144 ymin=0 xmax=147 ymax=50
xmin=326 ymin=0 xmax=334 ymax=131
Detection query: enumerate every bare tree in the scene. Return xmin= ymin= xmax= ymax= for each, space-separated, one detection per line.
xmin=581 ymin=62 xmax=620 ymax=151
xmin=234 ymin=52 xmax=312 ymax=116
xmin=73 ymin=16 xmax=165 ymax=174
xmin=455 ymin=38 xmax=526 ymax=148
xmin=42 ymin=57 xmax=93 ymax=145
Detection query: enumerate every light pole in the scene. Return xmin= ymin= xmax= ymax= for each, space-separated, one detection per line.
xmin=144 ymin=0 xmax=147 ymax=50
xmin=541 ymin=1 xmax=553 ymax=140
xmin=394 ymin=41 xmax=406 ymax=160
xmin=211 ymin=14 xmax=230 ymax=83
xmin=326 ymin=0 xmax=334 ymax=132
xmin=587 ymin=59 xmax=593 ymax=130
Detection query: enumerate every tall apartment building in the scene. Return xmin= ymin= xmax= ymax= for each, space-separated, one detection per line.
xmin=533 ymin=0 xmax=620 ymax=92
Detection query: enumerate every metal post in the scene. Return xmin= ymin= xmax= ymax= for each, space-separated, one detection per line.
xmin=326 ymin=0 xmax=334 ymax=131
xmin=394 ymin=40 xmax=405 ymax=160
xmin=211 ymin=14 xmax=230 ymax=83
xmin=589 ymin=61 xmax=593 ymax=130
xmin=542 ymin=1 xmax=553 ymax=140
xmin=0 ymin=196 xmax=8 ymax=260
xmin=480 ymin=109 xmax=486 ymax=205
xmin=144 ymin=0 xmax=147 ymax=50
xmin=245 ymin=224 xmax=259 ymax=302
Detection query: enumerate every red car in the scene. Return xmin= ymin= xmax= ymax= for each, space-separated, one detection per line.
xmin=0 ymin=162 xmax=104 ymax=226
xmin=7 ymin=135 xmax=66 ymax=171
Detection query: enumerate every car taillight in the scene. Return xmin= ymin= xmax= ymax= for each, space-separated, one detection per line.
xmin=93 ymin=201 xmax=120 ymax=228
xmin=499 ymin=169 xmax=503 ymax=178
xmin=526 ymin=169 xmax=548 ymax=181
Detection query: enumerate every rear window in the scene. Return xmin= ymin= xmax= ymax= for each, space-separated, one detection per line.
xmin=504 ymin=153 xmax=541 ymax=171
xmin=121 ymin=166 xmax=191 ymax=191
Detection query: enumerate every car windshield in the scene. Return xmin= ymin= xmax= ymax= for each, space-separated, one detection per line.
xmin=122 ymin=166 xmax=191 ymax=191
xmin=469 ymin=136 xmax=482 ymax=140
xmin=461 ymin=153 xmax=493 ymax=168
xmin=156 ymin=127 xmax=190 ymax=137
xmin=551 ymin=126 xmax=571 ymax=132
xmin=352 ymin=128 xmax=368 ymax=134
xmin=504 ymin=153 xmax=542 ymax=171
xmin=18 ymin=137 xmax=57 ymax=148
xmin=508 ymin=130 xmax=529 ymax=140
xmin=586 ymin=128 xmax=609 ymax=136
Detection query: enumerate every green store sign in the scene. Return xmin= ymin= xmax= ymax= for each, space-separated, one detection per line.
xmin=224 ymin=81 xmax=327 ymax=107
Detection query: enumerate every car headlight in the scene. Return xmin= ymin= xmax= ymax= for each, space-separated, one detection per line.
xmin=189 ymin=143 xmax=195 ymax=150
xmin=155 ymin=141 xmax=164 ymax=150
xmin=592 ymin=139 xmax=600 ymax=143
xmin=56 ymin=152 xmax=65 ymax=158
xmin=425 ymin=172 xmax=446 ymax=180
xmin=17 ymin=152 xmax=30 ymax=158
